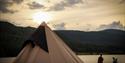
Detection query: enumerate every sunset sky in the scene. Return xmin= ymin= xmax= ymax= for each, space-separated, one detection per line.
xmin=0 ymin=0 xmax=125 ymax=31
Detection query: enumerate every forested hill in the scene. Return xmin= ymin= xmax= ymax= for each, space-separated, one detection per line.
xmin=0 ymin=21 xmax=125 ymax=57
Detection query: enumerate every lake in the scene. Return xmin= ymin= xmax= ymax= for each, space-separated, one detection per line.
xmin=78 ymin=55 xmax=125 ymax=63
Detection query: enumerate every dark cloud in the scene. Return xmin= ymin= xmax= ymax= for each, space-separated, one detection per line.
xmin=48 ymin=1 xmax=65 ymax=11
xmin=119 ymin=0 xmax=125 ymax=3
xmin=27 ymin=2 xmax=45 ymax=9
xmin=13 ymin=0 xmax=23 ymax=4
xmin=0 ymin=0 xmax=23 ymax=13
xmin=97 ymin=21 xmax=125 ymax=31
xmin=53 ymin=23 xmax=66 ymax=30
xmin=48 ymin=0 xmax=83 ymax=11
xmin=0 ymin=6 xmax=15 ymax=13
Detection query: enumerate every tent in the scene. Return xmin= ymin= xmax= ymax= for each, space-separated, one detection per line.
xmin=13 ymin=22 xmax=84 ymax=63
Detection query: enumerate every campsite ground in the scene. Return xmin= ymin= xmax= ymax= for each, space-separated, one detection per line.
xmin=0 ymin=57 xmax=15 ymax=63
xmin=78 ymin=55 xmax=125 ymax=63
xmin=0 ymin=55 xmax=125 ymax=63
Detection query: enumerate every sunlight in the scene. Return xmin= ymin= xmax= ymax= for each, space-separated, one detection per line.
xmin=32 ymin=12 xmax=53 ymax=24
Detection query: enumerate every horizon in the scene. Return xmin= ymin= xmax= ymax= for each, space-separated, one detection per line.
xmin=0 ymin=20 xmax=125 ymax=32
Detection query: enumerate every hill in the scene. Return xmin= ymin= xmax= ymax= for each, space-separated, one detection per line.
xmin=55 ymin=30 xmax=125 ymax=54
xmin=0 ymin=21 xmax=125 ymax=57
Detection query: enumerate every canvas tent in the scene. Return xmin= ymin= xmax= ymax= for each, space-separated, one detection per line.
xmin=1 ymin=22 xmax=84 ymax=63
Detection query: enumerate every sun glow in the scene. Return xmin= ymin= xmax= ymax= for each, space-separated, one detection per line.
xmin=32 ymin=12 xmax=53 ymax=24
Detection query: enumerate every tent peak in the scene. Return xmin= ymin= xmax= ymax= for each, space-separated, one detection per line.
xmin=40 ymin=22 xmax=47 ymax=26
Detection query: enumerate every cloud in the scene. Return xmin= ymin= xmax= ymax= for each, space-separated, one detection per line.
xmin=0 ymin=5 xmax=14 ymax=13
xmin=0 ymin=0 xmax=23 ymax=13
xmin=119 ymin=0 xmax=125 ymax=3
xmin=13 ymin=0 xmax=23 ymax=4
xmin=97 ymin=21 xmax=125 ymax=31
xmin=52 ymin=23 xmax=66 ymax=30
xmin=27 ymin=2 xmax=45 ymax=9
xmin=26 ymin=0 xmax=83 ymax=11
xmin=47 ymin=0 xmax=83 ymax=11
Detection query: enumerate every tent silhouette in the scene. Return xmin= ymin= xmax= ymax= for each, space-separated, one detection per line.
xmin=12 ymin=22 xmax=84 ymax=63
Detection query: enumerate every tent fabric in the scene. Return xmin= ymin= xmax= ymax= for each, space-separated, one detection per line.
xmin=13 ymin=22 xmax=84 ymax=63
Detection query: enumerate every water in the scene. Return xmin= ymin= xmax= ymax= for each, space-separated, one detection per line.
xmin=78 ymin=55 xmax=125 ymax=63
